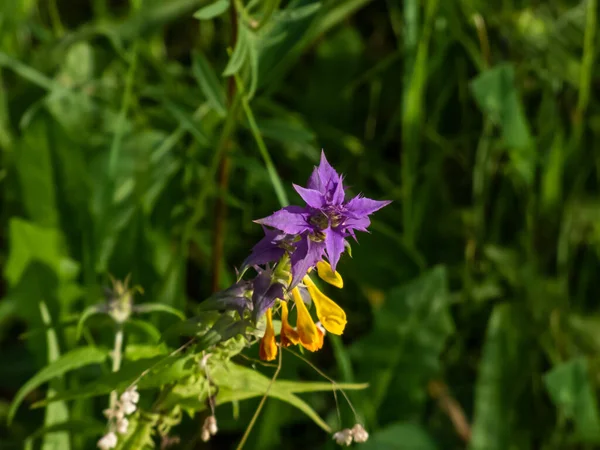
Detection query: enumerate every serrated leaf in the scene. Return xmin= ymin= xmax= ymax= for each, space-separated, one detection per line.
xmin=193 ymin=0 xmax=230 ymax=20
xmin=544 ymin=358 xmax=600 ymax=443
xmin=8 ymin=346 xmax=110 ymax=424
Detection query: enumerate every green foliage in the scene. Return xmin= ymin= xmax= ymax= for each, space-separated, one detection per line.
xmin=2 ymin=0 xmax=600 ymax=449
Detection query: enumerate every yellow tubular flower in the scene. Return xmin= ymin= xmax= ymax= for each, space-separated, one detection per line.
xmin=259 ymin=308 xmax=277 ymax=361
xmin=280 ymin=300 xmax=300 ymax=347
xmin=316 ymin=261 xmax=344 ymax=288
xmin=291 ymin=288 xmax=323 ymax=352
xmin=303 ymin=276 xmax=347 ymax=335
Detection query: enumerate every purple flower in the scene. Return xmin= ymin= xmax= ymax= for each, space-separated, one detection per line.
xmin=256 ymin=151 xmax=390 ymax=288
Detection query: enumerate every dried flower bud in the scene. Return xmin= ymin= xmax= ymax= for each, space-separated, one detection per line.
xmin=351 ymin=424 xmax=369 ymax=443
xmin=116 ymin=417 xmax=129 ymax=435
xmin=205 ymin=415 xmax=218 ymax=435
xmin=97 ymin=431 xmax=118 ymax=450
xmin=333 ymin=429 xmax=353 ymax=446
xmin=201 ymin=428 xmax=211 ymax=442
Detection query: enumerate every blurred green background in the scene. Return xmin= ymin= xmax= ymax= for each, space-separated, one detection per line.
xmin=2 ymin=0 xmax=600 ymax=449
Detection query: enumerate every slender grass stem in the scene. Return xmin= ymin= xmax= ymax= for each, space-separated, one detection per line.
xmin=234 ymin=74 xmax=289 ymax=207
xmin=109 ymin=325 xmax=124 ymax=409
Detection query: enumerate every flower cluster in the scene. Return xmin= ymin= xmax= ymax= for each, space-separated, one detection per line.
xmin=214 ymin=151 xmax=390 ymax=361
xmin=97 ymin=386 xmax=140 ymax=449
xmin=333 ymin=424 xmax=369 ymax=446
xmin=200 ymin=415 xmax=218 ymax=442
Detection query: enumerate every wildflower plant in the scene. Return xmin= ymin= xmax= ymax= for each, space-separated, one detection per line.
xmin=10 ymin=152 xmax=388 ymax=449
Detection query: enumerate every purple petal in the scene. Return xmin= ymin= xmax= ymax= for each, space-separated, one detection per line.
xmin=317 ymin=150 xmax=342 ymax=194
xmin=325 ymin=226 xmax=346 ymax=272
xmin=293 ymin=184 xmax=325 ymax=208
xmin=290 ymin=237 xmax=325 ymax=289
xmin=307 ymin=167 xmax=322 ymax=191
xmin=343 ymin=216 xmax=371 ymax=233
xmin=255 ymin=206 xmax=311 ymax=234
xmin=331 ymin=175 xmax=346 ymax=205
xmin=241 ymin=228 xmax=286 ymax=269
xmin=345 ymin=195 xmax=391 ymax=218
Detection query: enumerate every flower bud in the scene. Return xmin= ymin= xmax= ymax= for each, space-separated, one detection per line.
xmin=351 ymin=424 xmax=369 ymax=443
xmin=97 ymin=431 xmax=118 ymax=450
xmin=332 ymin=429 xmax=353 ymax=446
xmin=116 ymin=417 xmax=129 ymax=435
xmin=205 ymin=416 xmax=218 ymax=435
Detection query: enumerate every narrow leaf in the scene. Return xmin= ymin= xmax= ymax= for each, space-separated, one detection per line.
xmin=8 ymin=346 xmax=109 ymax=424
xmin=192 ymin=52 xmax=227 ymax=117
xmin=193 ymin=0 xmax=230 ymax=20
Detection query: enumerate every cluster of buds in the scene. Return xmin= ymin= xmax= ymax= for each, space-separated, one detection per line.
xmin=332 ymin=424 xmax=369 ymax=446
xmin=200 ymin=415 xmax=218 ymax=442
xmin=97 ymin=386 xmax=140 ymax=449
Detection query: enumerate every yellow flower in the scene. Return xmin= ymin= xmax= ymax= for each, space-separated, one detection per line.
xmin=316 ymin=261 xmax=344 ymax=288
xmin=303 ymin=276 xmax=347 ymax=335
xmin=259 ymin=308 xmax=277 ymax=361
xmin=279 ymin=300 xmax=300 ymax=347
xmin=292 ymin=288 xmax=323 ymax=352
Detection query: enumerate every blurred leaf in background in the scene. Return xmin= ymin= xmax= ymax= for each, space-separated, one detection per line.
xmin=1 ymin=0 xmax=600 ymax=449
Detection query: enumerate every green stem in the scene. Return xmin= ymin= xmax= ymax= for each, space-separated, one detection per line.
xmin=109 ymin=326 xmax=124 ymax=409
xmin=234 ymin=74 xmax=289 ymax=207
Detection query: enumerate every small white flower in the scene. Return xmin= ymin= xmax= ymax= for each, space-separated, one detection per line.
xmin=120 ymin=386 xmax=140 ymax=405
xmin=333 ymin=429 xmax=353 ymax=446
xmin=103 ymin=407 xmax=124 ymax=421
xmin=121 ymin=401 xmax=137 ymax=415
xmin=97 ymin=431 xmax=118 ymax=450
xmin=116 ymin=417 xmax=129 ymax=435
xmin=351 ymin=424 xmax=369 ymax=443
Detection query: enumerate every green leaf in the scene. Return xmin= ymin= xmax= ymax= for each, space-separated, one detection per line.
xmin=5 ymin=218 xmax=77 ymax=286
xmin=223 ymin=24 xmax=249 ymax=76
xmin=193 ymin=0 xmax=230 ymax=20
xmin=470 ymin=64 xmax=534 ymax=183
xmin=134 ymin=303 xmax=185 ymax=321
xmin=8 ymin=346 xmax=109 ymax=424
xmin=165 ymin=361 xmax=368 ymax=433
xmin=26 ymin=419 xmax=105 ymax=444
xmin=14 ymin=115 xmax=59 ymax=227
xmin=192 ymin=52 xmax=227 ymax=117
xmin=360 ymin=423 xmax=438 ymax=450
xmin=469 ymin=304 xmax=533 ymax=450
xmin=351 ymin=266 xmax=454 ymax=423
xmin=33 ymin=353 xmax=196 ymax=406
xmin=75 ymin=304 xmax=104 ymax=340
xmin=544 ymin=358 xmax=600 ymax=443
